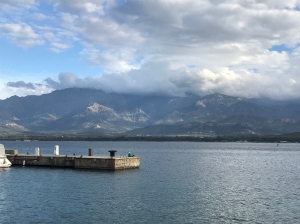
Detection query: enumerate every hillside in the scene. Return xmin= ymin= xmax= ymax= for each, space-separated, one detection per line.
xmin=0 ymin=88 xmax=300 ymax=136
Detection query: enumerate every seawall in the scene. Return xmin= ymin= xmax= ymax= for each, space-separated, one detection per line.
xmin=6 ymin=151 xmax=140 ymax=170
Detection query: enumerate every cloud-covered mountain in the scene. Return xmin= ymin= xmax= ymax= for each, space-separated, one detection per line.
xmin=1 ymin=88 xmax=300 ymax=136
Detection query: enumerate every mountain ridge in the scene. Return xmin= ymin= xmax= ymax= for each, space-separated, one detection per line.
xmin=1 ymin=88 xmax=300 ymax=136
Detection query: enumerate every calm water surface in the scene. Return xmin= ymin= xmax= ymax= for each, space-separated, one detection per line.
xmin=1 ymin=141 xmax=300 ymax=223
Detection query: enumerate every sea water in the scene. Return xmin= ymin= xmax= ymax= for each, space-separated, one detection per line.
xmin=1 ymin=141 xmax=300 ymax=223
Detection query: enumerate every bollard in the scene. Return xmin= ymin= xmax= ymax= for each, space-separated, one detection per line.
xmin=54 ymin=145 xmax=59 ymax=155
xmin=88 ymin=148 xmax=93 ymax=156
xmin=108 ymin=150 xmax=117 ymax=157
xmin=35 ymin=147 xmax=40 ymax=156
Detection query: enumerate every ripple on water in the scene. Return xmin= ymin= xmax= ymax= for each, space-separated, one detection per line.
xmin=1 ymin=141 xmax=300 ymax=223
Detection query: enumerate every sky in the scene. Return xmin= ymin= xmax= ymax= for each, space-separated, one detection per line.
xmin=1 ymin=0 xmax=300 ymax=100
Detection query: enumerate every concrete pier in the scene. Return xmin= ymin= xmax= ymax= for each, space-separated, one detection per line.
xmin=5 ymin=150 xmax=140 ymax=170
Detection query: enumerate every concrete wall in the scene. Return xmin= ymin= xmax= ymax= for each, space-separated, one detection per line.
xmin=74 ymin=157 xmax=140 ymax=170
xmin=74 ymin=157 xmax=114 ymax=169
xmin=7 ymin=155 xmax=75 ymax=167
xmin=5 ymin=150 xmax=18 ymax=155
xmin=114 ymin=157 xmax=140 ymax=170
xmin=6 ymin=154 xmax=140 ymax=170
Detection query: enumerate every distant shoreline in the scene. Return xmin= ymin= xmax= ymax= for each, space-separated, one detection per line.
xmin=1 ymin=134 xmax=300 ymax=143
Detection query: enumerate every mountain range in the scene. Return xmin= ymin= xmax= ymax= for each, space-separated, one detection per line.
xmin=1 ymin=88 xmax=300 ymax=136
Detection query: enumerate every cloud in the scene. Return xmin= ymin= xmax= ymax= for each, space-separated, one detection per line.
xmin=50 ymin=42 xmax=70 ymax=52
xmin=44 ymin=72 xmax=108 ymax=90
xmin=5 ymin=53 xmax=300 ymax=100
xmin=53 ymin=0 xmax=110 ymax=15
xmin=0 ymin=0 xmax=36 ymax=10
xmin=1 ymin=81 xmax=54 ymax=99
xmin=28 ymin=12 xmax=48 ymax=21
xmin=0 ymin=23 xmax=44 ymax=48
xmin=2 ymin=1 xmax=300 ymax=100
xmin=81 ymin=48 xmax=139 ymax=72
xmin=43 ymin=77 xmax=60 ymax=89
xmin=37 ymin=57 xmax=300 ymax=100
xmin=6 ymin=81 xmax=35 ymax=89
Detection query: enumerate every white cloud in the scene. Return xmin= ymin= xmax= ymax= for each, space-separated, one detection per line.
xmin=50 ymin=42 xmax=70 ymax=52
xmin=81 ymin=48 xmax=139 ymax=72
xmin=0 ymin=0 xmax=38 ymax=24
xmin=0 ymin=0 xmax=36 ymax=10
xmin=35 ymin=54 xmax=300 ymax=100
xmin=28 ymin=12 xmax=48 ymax=21
xmin=59 ymin=13 xmax=78 ymax=28
xmin=0 ymin=23 xmax=44 ymax=47
xmin=52 ymin=0 xmax=111 ymax=15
